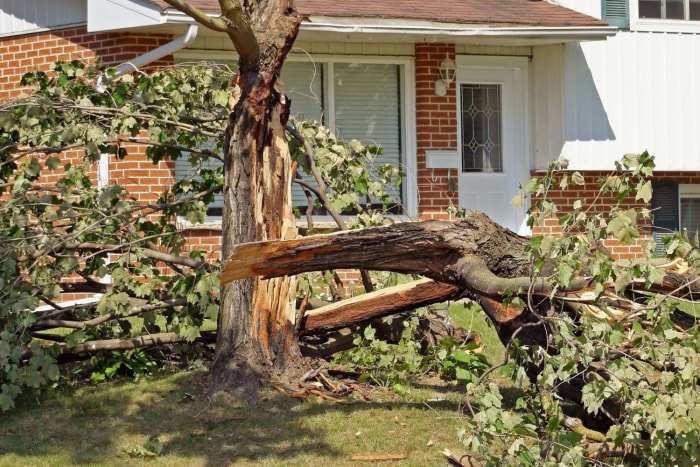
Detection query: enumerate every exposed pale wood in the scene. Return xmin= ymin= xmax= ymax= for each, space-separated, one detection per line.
xmin=299 ymin=278 xmax=461 ymax=335
xmin=222 ymin=211 xmax=700 ymax=351
xmin=205 ymin=0 xmax=305 ymax=399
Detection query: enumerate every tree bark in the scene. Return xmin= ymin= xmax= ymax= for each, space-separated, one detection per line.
xmin=198 ymin=2 xmax=304 ymax=399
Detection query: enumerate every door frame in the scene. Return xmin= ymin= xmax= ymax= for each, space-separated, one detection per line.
xmin=455 ymin=55 xmax=530 ymax=234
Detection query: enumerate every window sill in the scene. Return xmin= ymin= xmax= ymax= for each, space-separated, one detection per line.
xmin=176 ymin=217 xmax=224 ymax=231
xmin=176 ymin=215 xmax=413 ymax=234
xmin=631 ymin=18 xmax=700 ymax=33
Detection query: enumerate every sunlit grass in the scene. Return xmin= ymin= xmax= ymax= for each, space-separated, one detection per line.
xmin=0 ymin=370 xmax=471 ymax=466
xmin=1 ymin=302 xmax=506 ymax=466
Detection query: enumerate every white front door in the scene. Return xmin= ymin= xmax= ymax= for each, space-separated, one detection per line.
xmin=456 ymin=57 xmax=529 ymax=233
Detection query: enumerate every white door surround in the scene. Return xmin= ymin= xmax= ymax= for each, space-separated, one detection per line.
xmin=456 ymin=56 xmax=530 ymax=234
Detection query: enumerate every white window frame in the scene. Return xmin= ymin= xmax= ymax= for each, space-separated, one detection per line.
xmin=679 ymin=183 xmax=700 ymax=234
xmin=631 ymin=0 xmax=700 ymax=32
xmin=173 ymin=51 xmax=418 ymax=227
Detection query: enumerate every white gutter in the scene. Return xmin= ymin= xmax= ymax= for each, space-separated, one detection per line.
xmin=298 ymin=22 xmax=618 ymax=41
xmin=95 ymin=23 xmax=198 ymax=92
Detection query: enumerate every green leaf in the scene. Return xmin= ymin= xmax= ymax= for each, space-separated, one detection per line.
xmin=511 ymin=193 xmax=524 ymax=209
xmin=212 ymin=90 xmax=229 ymax=107
xmin=557 ymin=262 xmax=574 ymax=287
xmin=179 ymin=325 xmax=201 ymax=343
xmin=45 ymin=156 xmax=61 ymax=170
xmin=636 ymin=180 xmax=653 ymax=203
xmin=571 ymin=171 xmax=585 ymax=185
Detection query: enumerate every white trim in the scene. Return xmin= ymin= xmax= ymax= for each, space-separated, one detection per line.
xmin=299 ymin=20 xmax=616 ymax=41
xmin=680 ymin=183 xmax=700 ymax=197
xmin=88 ymin=0 xmax=164 ymax=32
xmin=456 ymin=55 xmax=529 ymax=69
xmin=0 ymin=22 xmax=87 ymax=38
xmin=631 ymin=0 xmax=700 ymax=33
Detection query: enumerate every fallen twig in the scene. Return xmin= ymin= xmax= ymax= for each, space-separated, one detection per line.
xmin=350 ymin=454 xmax=407 ymax=461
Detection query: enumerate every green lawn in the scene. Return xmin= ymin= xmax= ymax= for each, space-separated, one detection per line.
xmin=0 ymin=302 xmax=505 ymax=466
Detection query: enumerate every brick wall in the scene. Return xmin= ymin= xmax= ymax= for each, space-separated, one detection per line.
xmin=0 ymin=27 xmax=202 ymax=301
xmin=415 ymin=43 xmax=459 ymax=220
xmin=0 ymin=27 xmax=173 ymax=100
xmin=529 ymin=170 xmax=700 ymax=258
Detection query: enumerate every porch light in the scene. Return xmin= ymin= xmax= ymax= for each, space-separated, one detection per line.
xmin=434 ymin=57 xmax=456 ymax=96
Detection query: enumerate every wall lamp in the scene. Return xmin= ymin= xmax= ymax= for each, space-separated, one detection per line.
xmin=434 ymin=57 xmax=456 ymax=96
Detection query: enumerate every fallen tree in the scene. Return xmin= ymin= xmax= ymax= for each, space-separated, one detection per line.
xmin=222 ymin=211 xmax=699 ymax=348
xmin=220 ymin=155 xmax=700 ymax=463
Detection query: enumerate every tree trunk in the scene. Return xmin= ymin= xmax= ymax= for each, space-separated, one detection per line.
xmin=208 ymin=4 xmax=304 ymax=399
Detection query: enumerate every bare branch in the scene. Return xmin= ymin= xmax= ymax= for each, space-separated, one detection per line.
xmin=34 ymin=298 xmax=188 ymax=329
xmin=218 ymin=0 xmax=260 ymax=62
xmin=160 ymin=0 xmax=230 ymax=32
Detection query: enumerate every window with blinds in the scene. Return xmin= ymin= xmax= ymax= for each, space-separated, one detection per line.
xmin=651 ymin=182 xmax=700 ymax=254
xmin=172 ymin=59 xmax=405 ymax=218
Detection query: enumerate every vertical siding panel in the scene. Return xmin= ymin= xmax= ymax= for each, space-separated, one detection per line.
xmin=670 ymin=34 xmax=684 ymax=168
xmin=0 ymin=0 xmax=85 ymax=36
xmin=689 ymin=35 xmax=700 ymax=169
xmin=678 ymin=33 xmax=699 ymax=169
xmin=619 ymin=32 xmax=638 ymax=156
xmin=562 ymin=28 xmax=700 ymax=171
xmin=636 ymin=32 xmax=655 ymax=157
xmin=532 ymin=44 xmax=564 ymax=169
xmin=654 ymin=33 xmax=670 ymax=163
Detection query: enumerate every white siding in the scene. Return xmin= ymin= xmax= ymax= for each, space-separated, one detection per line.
xmin=557 ymin=31 xmax=700 ymax=171
xmin=0 ymin=0 xmax=86 ymax=36
xmin=531 ymin=44 xmax=565 ymax=169
xmin=554 ymin=0 xmax=602 ymax=19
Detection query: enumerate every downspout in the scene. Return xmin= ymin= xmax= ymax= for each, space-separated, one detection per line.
xmin=96 ymin=23 xmax=199 ymax=90
xmin=113 ymin=23 xmax=199 ymax=77
xmin=95 ymin=24 xmax=199 ymax=287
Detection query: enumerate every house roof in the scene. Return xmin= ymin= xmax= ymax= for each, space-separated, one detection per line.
xmin=149 ymin=0 xmax=608 ymax=28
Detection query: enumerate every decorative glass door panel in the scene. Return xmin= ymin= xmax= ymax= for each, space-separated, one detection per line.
xmin=460 ymin=84 xmax=502 ymax=173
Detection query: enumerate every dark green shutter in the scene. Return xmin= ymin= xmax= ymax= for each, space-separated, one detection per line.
xmin=602 ymin=0 xmax=630 ymax=28
xmin=651 ymin=181 xmax=679 ymax=255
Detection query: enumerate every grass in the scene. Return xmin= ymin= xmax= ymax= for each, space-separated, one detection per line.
xmin=0 ymin=302 xmax=507 ymax=467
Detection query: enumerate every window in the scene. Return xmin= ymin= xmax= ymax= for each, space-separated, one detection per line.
xmin=651 ymin=182 xmax=700 ymax=254
xmin=284 ymin=60 xmax=407 ymax=215
xmin=173 ymin=56 xmax=414 ymax=221
xmin=460 ymin=84 xmax=502 ymax=173
xmin=638 ymin=0 xmax=700 ymax=20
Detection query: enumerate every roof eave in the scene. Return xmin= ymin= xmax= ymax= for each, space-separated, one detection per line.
xmin=298 ymin=18 xmax=617 ymax=43
xmin=104 ymin=8 xmax=616 ymax=44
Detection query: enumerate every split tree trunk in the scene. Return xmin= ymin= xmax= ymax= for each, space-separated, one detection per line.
xmin=207 ymin=4 xmax=305 ymax=398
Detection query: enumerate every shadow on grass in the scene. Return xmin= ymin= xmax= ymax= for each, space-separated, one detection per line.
xmin=0 ymin=370 xmax=467 ymax=466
